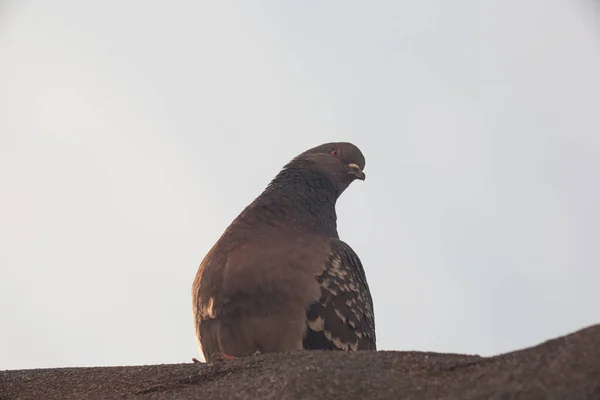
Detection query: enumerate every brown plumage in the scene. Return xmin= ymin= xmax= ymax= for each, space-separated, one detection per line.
xmin=192 ymin=142 xmax=376 ymax=362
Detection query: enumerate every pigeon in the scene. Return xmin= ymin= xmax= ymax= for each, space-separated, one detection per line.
xmin=192 ymin=142 xmax=376 ymax=362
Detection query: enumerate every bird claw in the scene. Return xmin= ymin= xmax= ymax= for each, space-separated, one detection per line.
xmin=199 ymin=351 xmax=259 ymax=363
xmin=210 ymin=352 xmax=238 ymax=362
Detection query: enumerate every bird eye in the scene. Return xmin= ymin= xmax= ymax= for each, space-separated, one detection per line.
xmin=330 ymin=149 xmax=340 ymax=157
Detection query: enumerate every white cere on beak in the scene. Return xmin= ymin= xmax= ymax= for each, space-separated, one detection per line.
xmin=348 ymin=163 xmax=361 ymax=172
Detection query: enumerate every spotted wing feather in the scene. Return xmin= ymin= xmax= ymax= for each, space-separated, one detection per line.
xmin=303 ymin=240 xmax=376 ymax=351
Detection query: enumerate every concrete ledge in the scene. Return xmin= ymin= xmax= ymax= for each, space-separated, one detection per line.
xmin=2 ymin=324 xmax=599 ymax=399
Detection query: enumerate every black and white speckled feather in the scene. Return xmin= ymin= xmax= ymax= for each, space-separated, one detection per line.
xmin=304 ymin=240 xmax=376 ymax=351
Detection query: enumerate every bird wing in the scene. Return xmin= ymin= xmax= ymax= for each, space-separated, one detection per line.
xmin=303 ymin=239 xmax=376 ymax=351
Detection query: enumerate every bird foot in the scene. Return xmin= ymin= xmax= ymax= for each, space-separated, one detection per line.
xmin=192 ymin=357 xmax=202 ymax=363
xmin=200 ymin=351 xmax=259 ymax=363
xmin=210 ymin=352 xmax=238 ymax=362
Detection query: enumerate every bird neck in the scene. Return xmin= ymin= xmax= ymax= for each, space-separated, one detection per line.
xmin=256 ymin=166 xmax=340 ymax=236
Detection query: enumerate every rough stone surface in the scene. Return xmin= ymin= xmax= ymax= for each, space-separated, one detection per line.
xmin=2 ymin=324 xmax=599 ymax=400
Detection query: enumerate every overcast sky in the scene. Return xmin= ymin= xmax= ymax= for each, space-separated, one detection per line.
xmin=1 ymin=1 xmax=600 ymax=370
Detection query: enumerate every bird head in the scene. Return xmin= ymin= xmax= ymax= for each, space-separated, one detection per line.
xmin=292 ymin=142 xmax=366 ymax=195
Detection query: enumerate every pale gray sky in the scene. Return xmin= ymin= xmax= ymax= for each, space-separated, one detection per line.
xmin=1 ymin=1 xmax=600 ymax=370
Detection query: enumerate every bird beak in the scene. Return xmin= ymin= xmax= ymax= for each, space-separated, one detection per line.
xmin=348 ymin=163 xmax=366 ymax=181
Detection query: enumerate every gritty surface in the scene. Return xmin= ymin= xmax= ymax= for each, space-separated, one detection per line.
xmin=2 ymin=324 xmax=599 ymax=400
